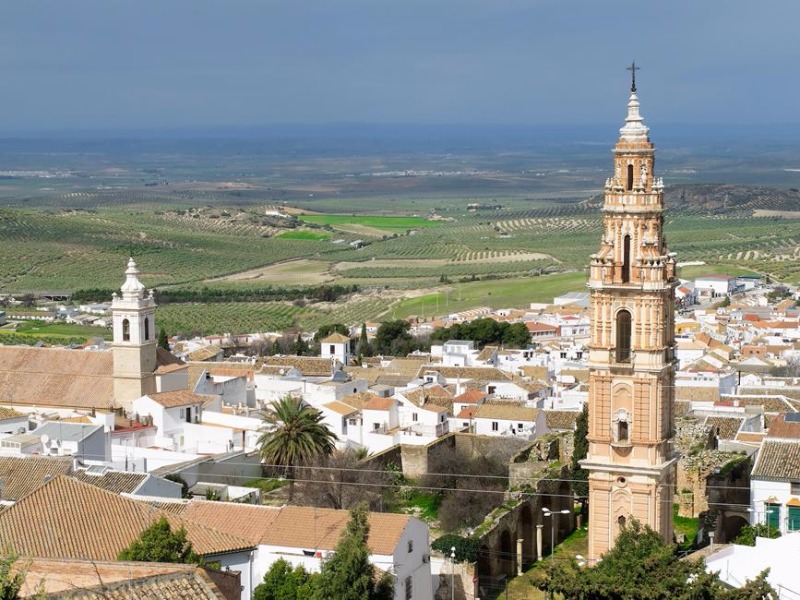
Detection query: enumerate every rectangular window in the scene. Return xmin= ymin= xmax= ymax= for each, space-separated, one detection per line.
xmin=373 ymin=423 xmax=380 ymax=431
xmin=488 ymin=386 xmax=496 ymax=395
xmin=412 ymin=413 xmax=418 ymax=422
xmin=791 ymin=482 xmax=800 ymax=495
xmin=492 ymin=421 xmax=499 ymax=431
xmin=179 ymin=408 xmax=186 ymax=419
xmin=329 ymin=345 xmax=335 ymax=354
xmin=405 ymin=576 xmax=412 ymax=600
xmin=766 ymin=504 xmax=780 ymax=530
xmin=789 ymin=506 xmax=800 ymax=532
xmin=518 ymin=423 xmax=524 ymax=430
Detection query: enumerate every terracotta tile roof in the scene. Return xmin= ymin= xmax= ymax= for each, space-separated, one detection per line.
xmin=0 ymin=456 xmax=74 ymax=501
xmin=339 ymin=391 xmax=375 ymax=410
xmin=0 ymin=407 xmax=24 ymax=421
xmin=420 ymin=403 xmax=448 ymax=413
xmin=0 ymin=347 xmax=115 ymax=409
xmin=155 ymin=501 xmax=411 ymax=556
xmin=72 ymin=469 xmax=148 ymax=495
xmin=675 ymin=386 xmax=721 ymax=402
xmin=736 ymin=431 xmax=766 ymax=443
xmin=766 ymin=413 xmax=800 ymax=440
xmin=260 ymin=356 xmax=333 ymax=377
xmin=147 ymin=389 xmax=216 ymax=408
xmin=320 ymin=332 xmax=351 ymax=344
xmin=417 ymin=365 xmax=511 ymax=382
xmin=0 ymin=476 xmax=253 ymax=559
xmin=475 ymin=345 xmax=499 ymax=362
xmin=476 ymin=403 xmax=539 ymax=421
xmin=560 ymin=368 xmax=589 ymax=383
xmin=187 ymin=362 xmax=255 ymax=390
xmin=518 ymin=365 xmax=548 ymax=380
xmin=362 ymin=396 xmax=395 ymax=411
xmin=545 ymin=410 xmax=580 ymax=431
xmin=453 ymin=388 xmax=487 ymax=404
xmin=739 ymin=395 xmax=797 ymax=413
xmin=456 ymin=407 xmax=478 ymax=419
xmin=402 ymin=384 xmax=452 ymax=407
xmin=19 ymin=559 xmax=228 ymax=599
xmin=186 ymin=346 xmax=224 ymax=362
xmin=705 ymin=416 xmax=743 ymax=440
xmin=156 ymin=346 xmax=186 ymax=368
xmin=322 ymin=401 xmax=359 ymax=416
xmin=674 ymin=400 xmax=692 ymax=418
xmin=751 ymin=440 xmax=800 ymax=481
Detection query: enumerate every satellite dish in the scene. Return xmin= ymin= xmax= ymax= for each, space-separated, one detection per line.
xmin=40 ymin=434 xmax=50 ymax=445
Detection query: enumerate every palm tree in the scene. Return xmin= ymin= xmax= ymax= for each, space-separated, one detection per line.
xmin=257 ymin=396 xmax=336 ymax=501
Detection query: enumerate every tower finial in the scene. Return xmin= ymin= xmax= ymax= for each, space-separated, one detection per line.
xmin=627 ymin=61 xmax=639 ymax=93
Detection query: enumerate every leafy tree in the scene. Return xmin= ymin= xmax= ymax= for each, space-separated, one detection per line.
xmin=290 ymin=334 xmax=310 ymax=356
xmin=374 ymin=320 xmax=414 ymax=356
xmin=315 ymin=503 xmax=393 ymax=600
xmin=571 ymin=404 xmax=589 ymax=515
xmin=258 ymin=397 xmax=336 ymax=501
xmin=164 ymin=473 xmax=190 ymax=498
xmin=538 ymin=519 xmax=778 ymax=600
xmin=733 ymin=523 xmax=781 ymax=546
xmin=0 ymin=551 xmax=24 ymax=600
xmin=431 ymin=534 xmax=480 ymax=563
xmin=157 ymin=327 xmax=170 ymax=350
xmin=254 ymin=559 xmax=318 ymax=600
xmin=117 ymin=516 xmax=200 ymax=564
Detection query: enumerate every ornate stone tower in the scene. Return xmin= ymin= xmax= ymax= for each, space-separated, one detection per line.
xmin=581 ymin=66 xmax=678 ymax=560
xmin=112 ymin=258 xmax=157 ymax=405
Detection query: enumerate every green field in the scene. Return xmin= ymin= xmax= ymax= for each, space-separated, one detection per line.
xmin=298 ymin=214 xmax=442 ymax=231
xmin=276 ymin=230 xmax=331 ymax=241
xmin=0 ymin=320 xmax=110 ymax=344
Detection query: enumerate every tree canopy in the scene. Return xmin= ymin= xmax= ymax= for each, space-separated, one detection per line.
xmin=117 ymin=516 xmax=200 ymax=564
xmin=373 ymin=320 xmax=416 ymax=356
xmin=538 ymin=519 xmax=777 ymax=600
xmin=315 ymin=503 xmax=393 ymax=600
xmin=431 ymin=318 xmax=530 ymax=348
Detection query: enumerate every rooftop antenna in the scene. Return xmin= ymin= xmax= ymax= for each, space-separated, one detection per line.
xmin=627 ymin=61 xmax=640 ymax=93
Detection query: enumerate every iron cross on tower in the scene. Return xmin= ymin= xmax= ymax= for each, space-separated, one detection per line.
xmin=627 ymin=61 xmax=640 ymax=93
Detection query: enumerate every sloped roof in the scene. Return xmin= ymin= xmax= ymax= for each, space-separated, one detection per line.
xmin=476 ymin=403 xmax=539 ymax=421
xmin=72 ymin=469 xmax=148 ymax=495
xmin=766 ymin=413 xmax=800 ymax=440
xmin=147 ymin=389 xmax=216 ymax=408
xmin=0 ymin=476 xmax=253 ymax=559
xmin=156 ymin=501 xmax=411 ymax=556
xmin=0 ymin=456 xmax=74 ymax=501
xmin=362 ymin=396 xmax=395 ymax=411
xmin=475 ymin=345 xmax=499 ymax=362
xmin=0 ymin=407 xmax=25 ymax=421
xmin=705 ymin=416 xmax=743 ymax=440
xmin=19 ymin=559 xmax=228 ymax=599
xmin=260 ymin=356 xmax=333 ymax=377
xmin=320 ymin=332 xmax=351 ymax=344
xmin=456 ymin=407 xmax=478 ymax=419
xmin=545 ymin=410 xmax=580 ymax=431
xmin=322 ymin=401 xmax=359 ymax=416
xmin=0 ymin=346 xmax=115 ymax=409
xmin=453 ymin=388 xmax=487 ymax=404
xmin=417 ymin=365 xmax=511 ymax=382
xmin=751 ymin=440 xmax=800 ymax=481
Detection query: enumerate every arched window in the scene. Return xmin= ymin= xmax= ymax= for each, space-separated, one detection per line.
xmin=626 ymin=164 xmax=634 ymax=191
xmin=122 ymin=318 xmax=130 ymax=342
xmin=144 ymin=317 xmax=150 ymax=341
xmin=618 ymin=515 xmax=627 ymax=529
xmin=616 ymin=310 xmax=632 ymax=362
xmin=622 ymin=235 xmax=631 ymax=283
xmin=618 ymin=420 xmax=629 ymax=442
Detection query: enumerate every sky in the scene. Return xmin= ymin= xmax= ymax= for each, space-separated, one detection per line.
xmin=1 ymin=0 xmax=798 ymax=132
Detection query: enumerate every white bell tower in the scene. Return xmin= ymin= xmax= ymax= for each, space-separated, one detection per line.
xmin=112 ymin=257 xmax=157 ymax=405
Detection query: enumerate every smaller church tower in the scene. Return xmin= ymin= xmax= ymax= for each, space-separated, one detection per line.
xmin=112 ymin=258 xmax=157 ymax=405
xmin=319 ymin=332 xmax=351 ymax=366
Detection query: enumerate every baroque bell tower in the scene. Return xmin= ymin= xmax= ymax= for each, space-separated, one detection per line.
xmin=581 ymin=65 xmax=678 ymax=560
xmin=112 ymin=257 xmax=157 ymax=405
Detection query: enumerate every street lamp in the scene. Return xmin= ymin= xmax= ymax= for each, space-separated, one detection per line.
xmin=450 ymin=546 xmax=456 ymax=600
xmin=542 ymin=507 xmax=570 ymax=559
